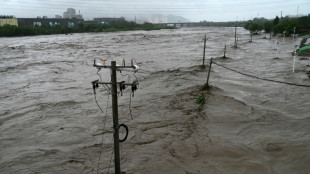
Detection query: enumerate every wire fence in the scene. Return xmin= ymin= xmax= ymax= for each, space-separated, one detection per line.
xmin=211 ymin=61 xmax=310 ymax=88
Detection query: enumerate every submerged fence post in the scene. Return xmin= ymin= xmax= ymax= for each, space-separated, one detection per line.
xmin=206 ymin=58 xmax=213 ymax=89
xmin=250 ymin=33 xmax=253 ymax=42
xmin=224 ymin=45 xmax=226 ymax=58
xmin=202 ymin=34 xmax=207 ymax=68
xmin=234 ymin=26 xmax=237 ymax=47
xmin=276 ymin=41 xmax=279 ymax=58
xmin=293 ymin=44 xmax=298 ymax=73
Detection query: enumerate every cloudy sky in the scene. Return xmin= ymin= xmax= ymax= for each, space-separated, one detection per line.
xmin=1 ymin=0 xmax=309 ymax=22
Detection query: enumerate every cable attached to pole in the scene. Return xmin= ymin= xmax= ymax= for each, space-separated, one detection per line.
xmin=212 ymin=61 xmax=310 ymax=88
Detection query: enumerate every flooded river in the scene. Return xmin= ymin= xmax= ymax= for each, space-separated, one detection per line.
xmin=1 ymin=27 xmax=309 ymax=174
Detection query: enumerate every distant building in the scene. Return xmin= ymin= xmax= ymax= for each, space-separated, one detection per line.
xmin=55 ymin=15 xmax=62 ymax=19
xmin=17 ymin=18 xmax=84 ymax=27
xmin=63 ymin=8 xmax=83 ymax=19
xmin=147 ymin=16 xmax=168 ymax=23
xmin=90 ymin=17 xmax=125 ymax=24
xmin=0 ymin=15 xmax=18 ymax=26
xmin=76 ymin=14 xmax=83 ymax=19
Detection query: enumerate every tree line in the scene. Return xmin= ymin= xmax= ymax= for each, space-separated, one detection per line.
xmin=0 ymin=21 xmax=175 ymax=37
xmin=244 ymin=15 xmax=310 ymax=36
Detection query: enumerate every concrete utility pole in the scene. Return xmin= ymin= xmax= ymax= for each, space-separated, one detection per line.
xmin=111 ymin=61 xmax=121 ymax=174
xmin=92 ymin=60 xmax=138 ymax=174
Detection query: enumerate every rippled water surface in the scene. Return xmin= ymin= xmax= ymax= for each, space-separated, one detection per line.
xmin=1 ymin=28 xmax=309 ymax=174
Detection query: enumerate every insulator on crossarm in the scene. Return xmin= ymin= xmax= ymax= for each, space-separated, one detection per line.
xmin=133 ymin=65 xmax=139 ymax=72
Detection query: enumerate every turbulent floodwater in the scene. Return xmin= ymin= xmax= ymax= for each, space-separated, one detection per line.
xmin=1 ymin=27 xmax=310 ymax=174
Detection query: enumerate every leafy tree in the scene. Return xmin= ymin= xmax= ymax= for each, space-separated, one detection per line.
xmin=248 ymin=23 xmax=263 ymax=32
xmin=0 ymin=21 xmax=175 ymax=37
xmin=263 ymin=21 xmax=273 ymax=33
xmin=273 ymin=16 xmax=280 ymax=26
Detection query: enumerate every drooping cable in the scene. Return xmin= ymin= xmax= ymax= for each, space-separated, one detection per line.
xmin=96 ymin=94 xmax=110 ymax=174
xmin=212 ymin=61 xmax=310 ymax=88
xmin=129 ymin=92 xmax=134 ymax=120
xmin=97 ymin=69 xmax=103 ymax=82
xmin=106 ymin=136 xmax=114 ymax=174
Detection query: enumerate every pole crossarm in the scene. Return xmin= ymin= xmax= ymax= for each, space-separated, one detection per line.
xmin=93 ymin=60 xmax=138 ymax=70
xmin=94 ymin=64 xmax=136 ymax=69
xmin=92 ymin=80 xmax=138 ymax=86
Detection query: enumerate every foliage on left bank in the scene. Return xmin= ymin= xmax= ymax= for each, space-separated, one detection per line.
xmin=0 ymin=21 xmax=176 ymax=37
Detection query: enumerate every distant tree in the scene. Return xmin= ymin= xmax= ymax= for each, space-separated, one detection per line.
xmin=272 ymin=22 xmax=286 ymax=34
xmin=273 ymin=16 xmax=280 ymax=26
xmin=244 ymin=20 xmax=252 ymax=30
xmin=263 ymin=21 xmax=273 ymax=33
xmin=249 ymin=23 xmax=263 ymax=32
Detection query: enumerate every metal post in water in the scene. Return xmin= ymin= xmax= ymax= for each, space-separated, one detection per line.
xmin=293 ymin=45 xmax=298 ymax=73
xmin=250 ymin=33 xmax=253 ymax=42
xmin=293 ymin=27 xmax=296 ymax=43
xmin=202 ymin=34 xmax=206 ymax=67
xmin=276 ymin=42 xmax=279 ymax=58
xmin=283 ymin=31 xmax=286 ymax=44
xmin=111 ymin=61 xmax=121 ymax=174
xmin=270 ymin=32 xmax=272 ymax=40
xmin=224 ymin=44 xmax=226 ymax=58
xmin=234 ymin=26 xmax=237 ymax=47
xmin=275 ymin=35 xmax=278 ymax=49
xmin=206 ymin=58 xmax=213 ymax=89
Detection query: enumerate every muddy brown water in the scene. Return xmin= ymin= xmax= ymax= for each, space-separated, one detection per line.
xmin=1 ymin=27 xmax=310 ymax=174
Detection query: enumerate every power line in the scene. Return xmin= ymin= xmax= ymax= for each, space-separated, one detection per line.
xmin=2 ymin=1 xmax=309 ymax=16
xmin=1 ymin=0 xmax=300 ymax=8
xmin=212 ymin=61 xmax=310 ymax=88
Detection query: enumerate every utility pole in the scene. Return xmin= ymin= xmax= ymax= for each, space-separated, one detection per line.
xmin=111 ymin=61 xmax=121 ymax=174
xmin=297 ymin=5 xmax=299 ymax=16
xmin=92 ymin=60 xmax=139 ymax=174
xmin=202 ymin=34 xmax=207 ymax=67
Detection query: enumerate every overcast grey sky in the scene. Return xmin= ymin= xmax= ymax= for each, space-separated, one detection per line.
xmin=1 ymin=0 xmax=309 ymax=22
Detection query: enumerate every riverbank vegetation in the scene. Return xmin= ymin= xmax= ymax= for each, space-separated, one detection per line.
xmin=244 ymin=15 xmax=310 ymax=36
xmin=0 ymin=21 xmax=176 ymax=37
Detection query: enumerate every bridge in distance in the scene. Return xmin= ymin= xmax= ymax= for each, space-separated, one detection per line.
xmin=153 ymin=22 xmax=203 ymax=27
xmin=153 ymin=21 xmax=241 ymax=28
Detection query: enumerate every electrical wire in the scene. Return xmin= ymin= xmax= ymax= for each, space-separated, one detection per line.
xmin=94 ymin=93 xmax=105 ymax=114
xmin=120 ymin=70 xmax=130 ymax=82
xmin=106 ymin=136 xmax=114 ymax=174
xmin=96 ymin=94 xmax=110 ymax=174
xmin=97 ymin=69 xmax=103 ymax=82
xmin=212 ymin=61 xmax=310 ymax=88
xmin=139 ymin=68 xmax=153 ymax=73
xmin=129 ymin=92 xmax=134 ymax=120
